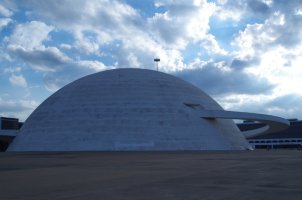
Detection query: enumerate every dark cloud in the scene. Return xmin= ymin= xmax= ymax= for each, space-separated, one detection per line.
xmin=273 ymin=0 xmax=302 ymax=14
xmin=16 ymin=1 xmax=90 ymax=26
xmin=231 ymin=59 xmax=249 ymax=69
xmin=174 ymin=61 xmax=275 ymax=96
xmin=230 ymin=58 xmax=259 ymax=70
xmin=274 ymin=15 xmax=302 ymax=48
xmin=247 ymin=0 xmax=271 ymax=17
xmin=43 ymin=61 xmax=108 ymax=92
xmin=149 ymin=17 xmax=186 ymax=46
xmin=8 ymin=45 xmax=109 ymax=91
xmin=217 ymin=0 xmax=271 ymax=20
xmin=11 ymin=47 xmax=69 ymax=71
xmin=233 ymin=93 xmax=302 ymax=119
xmin=267 ymin=0 xmax=302 ymax=48
xmin=267 ymin=94 xmax=302 ymax=108
xmin=43 ymin=67 xmax=79 ymax=92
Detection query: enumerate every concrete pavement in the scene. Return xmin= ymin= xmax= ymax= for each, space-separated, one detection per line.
xmin=1 ymin=150 xmax=302 ymax=200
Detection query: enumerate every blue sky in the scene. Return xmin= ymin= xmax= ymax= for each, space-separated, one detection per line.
xmin=1 ymin=0 xmax=302 ymax=121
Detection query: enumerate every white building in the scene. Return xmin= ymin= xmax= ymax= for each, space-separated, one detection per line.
xmin=7 ymin=68 xmax=289 ymax=151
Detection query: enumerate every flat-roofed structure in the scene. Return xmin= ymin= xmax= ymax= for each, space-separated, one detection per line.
xmin=0 ymin=117 xmax=21 ymax=151
xmin=238 ymin=119 xmax=302 ymax=149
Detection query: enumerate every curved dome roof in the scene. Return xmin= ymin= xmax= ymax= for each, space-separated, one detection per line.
xmin=8 ymin=68 xmax=250 ymax=151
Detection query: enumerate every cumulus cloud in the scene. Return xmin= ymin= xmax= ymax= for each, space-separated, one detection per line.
xmin=110 ymin=35 xmax=185 ymax=71
xmin=77 ymin=60 xmax=108 ymax=71
xmin=20 ymin=0 xmax=140 ymax=46
xmin=12 ymin=0 xmax=224 ymax=73
xmin=7 ymin=21 xmax=54 ymax=50
xmin=13 ymin=0 xmax=175 ymax=71
xmin=214 ymin=0 xmax=273 ymax=21
xmin=0 ymin=98 xmax=38 ymax=121
xmin=9 ymin=74 xmax=27 ymax=88
xmin=74 ymin=31 xmax=102 ymax=55
xmin=233 ymin=12 xmax=301 ymax=61
xmin=202 ymin=34 xmax=227 ymax=55
xmin=149 ymin=0 xmax=215 ymax=49
xmin=214 ymin=0 xmax=246 ymax=21
xmin=0 ymin=18 xmax=12 ymax=31
xmin=228 ymin=0 xmax=302 ymax=113
xmin=0 ymin=4 xmax=13 ymax=17
xmin=232 ymin=0 xmax=302 ymax=56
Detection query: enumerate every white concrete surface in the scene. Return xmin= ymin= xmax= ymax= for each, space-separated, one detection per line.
xmin=8 ymin=68 xmax=285 ymax=151
xmin=200 ymin=110 xmax=290 ymax=138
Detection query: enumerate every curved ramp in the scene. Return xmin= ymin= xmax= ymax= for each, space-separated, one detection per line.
xmin=200 ymin=110 xmax=290 ymax=138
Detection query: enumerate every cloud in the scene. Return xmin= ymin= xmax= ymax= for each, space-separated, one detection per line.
xmin=233 ymin=0 xmax=302 ymax=54
xmin=2 ymin=67 xmax=21 ymax=73
xmin=10 ymin=47 xmax=71 ymax=72
xmin=0 ymin=17 xmax=12 ymax=31
xmin=15 ymin=0 xmax=180 ymax=70
xmin=268 ymin=94 xmax=302 ymax=109
xmin=214 ymin=0 xmax=273 ymax=21
xmin=247 ymin=0 xmax=271 ymax=18
xmin=228 ymin=1 xmax=302 ymax=97
xmin=219 ymin=93 xmax=302 ymax=119
xmin=109 ymin=35 xmax=185 ymax=71
xmin=59 ymin=43 xmax=72 ymax=50
xmin=175 ymin=59 xmax=274 ymax=96
xmin=8 ymin=46 xmax=111 ymax=91
xmin=213 ymin=0 xmax=246 ymax=21
xmin=202 ymin=34 xmax=227 ymax=55
xmin=20 ymin=0 xmax=140 ymax=47
xmin=24 ymin=0 xmax=140 ymax=30
xmin=9 ymin=74 xmax=27 ymax=88
xmin=74 ymin=31 xmax=102 ymax=55
xmin=0 ymin=98 xmax=38 ymax=121
xmin=1 ymin=0 xmax=301 ymax=122
xmin=7 ymin=21 xmax=54 ymax=50
xmin=77 ymin=60 xmax=108 ymax=71
xmin=230 ymin=57 xmax=260 ymax=70
xmin=13 ymin=0 xmax=224 ymax=72
xmin=149 ymin=0 xmax=215 ymax=49
xmin=0 ymin=4 xmax=13 ymax=17
xmin=43 ymin=59 xmax=111 ymax=92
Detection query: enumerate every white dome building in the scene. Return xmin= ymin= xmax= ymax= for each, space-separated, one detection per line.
xmin=8 ymin=68 xmax=289 ymax=151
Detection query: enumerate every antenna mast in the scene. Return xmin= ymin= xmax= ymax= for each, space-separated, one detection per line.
xmin=154 ymin=58 xmax=160 ymax=71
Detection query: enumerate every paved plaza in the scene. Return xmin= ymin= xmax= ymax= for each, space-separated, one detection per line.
xmin=1 ymin=150 xmax=302 ymax=200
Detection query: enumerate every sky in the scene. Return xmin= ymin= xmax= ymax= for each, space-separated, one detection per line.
xmin=0 ymin=0 xmax=302 ymax=121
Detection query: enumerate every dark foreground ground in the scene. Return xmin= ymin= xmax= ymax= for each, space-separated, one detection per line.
xmin=1 ymin=150 xmax=302 ymax=200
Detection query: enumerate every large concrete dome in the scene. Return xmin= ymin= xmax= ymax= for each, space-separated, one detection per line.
xmin=8 ymin=68 xmax=251 ymax=151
